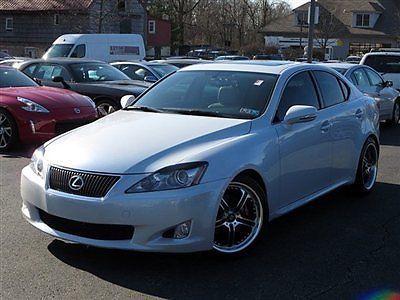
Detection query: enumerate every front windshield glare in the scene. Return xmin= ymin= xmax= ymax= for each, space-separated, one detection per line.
xmin=132 ymin=71 xmax=278 ymax=119
xmin=43 ymin=44 xmax=74 ymax=58
xmin=0 ymin=68 xmax=38 ymax=88
xmin=70 ymin=63 xmax=131 ymax=82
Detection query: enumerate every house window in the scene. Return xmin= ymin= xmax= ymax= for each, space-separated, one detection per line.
xmin=118 ymin=0 xmax=126 ymax=12
xmin=5 ymin=18 xmax=13 ymax=31
xmin=355 ymin=13 xmax=370 ymax=27
xmin=296 ymin=11 xmax=308 ymax=26
xmin=54 ymin=14 xmax=60 ymax=25
xmin=148 ymin=20 xmax=156 ymax=34
xmin=24 ymin=47 xmax=38 ymax=58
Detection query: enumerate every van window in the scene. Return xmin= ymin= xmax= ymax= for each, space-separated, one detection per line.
xmin=44 ymin=44 xmax=74 ymax=58
xmin=364 ymin=55 xmax=400 ymax=73
xmin=70 ymin=44 xmax=86 ymax=58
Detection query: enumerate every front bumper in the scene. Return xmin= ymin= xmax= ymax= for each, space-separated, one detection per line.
xmin=21 ymin=166 xmax=227 ymax=253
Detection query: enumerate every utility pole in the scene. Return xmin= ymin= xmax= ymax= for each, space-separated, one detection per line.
xmin=307 ymin=0 xmax=316 ymax=63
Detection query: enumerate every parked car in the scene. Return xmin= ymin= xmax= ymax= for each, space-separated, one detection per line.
xmin=345 ymin=56 xmax=361 ymax=64
xmin=0 ymin=57 xmax=30 ymax=67
xmin=360 ymin=52 xmax=400 ymax=91
xmin=322 ymin=63 xmax=399 ymax=125
xmin=43 ymin=34 xmax=145 ymax=62
xmin=0 ymin=51 xmax=13 ymax=61
xmin=151 ymin=58 xmax=213 ymax=69
xmin=0 ymin=66 xmax=98 ymax=151
xmin=252 ymin=54 xmax=284 ymax=60
xmin=215 ymin=55 xmax=250 ymax=61
xmin=21 ymin=63 xmax=380 ymax=255
xmin=17 ymin=58 xmax=151 ymax=115
xmin=111 ymin=61 xmax=178 ymax=83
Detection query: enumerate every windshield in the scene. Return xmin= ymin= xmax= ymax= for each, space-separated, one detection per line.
xmin=364 ymin=55 xmax=400 ymax=74
xmin=70 ymin=63 xmax=130 ymax=82
xmin=131 ymin=71 xmax=278 ymax=119
xmin=43 ymin=44 xmax=74 ymax=58
xmin=0 ymin=68 xmax=38 ymax=88
xmin=149 ymin=64 xmax=178 ymax=77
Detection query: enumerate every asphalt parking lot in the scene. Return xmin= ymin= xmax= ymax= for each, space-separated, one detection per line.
xmin=1 ymin=125 xmax=399 ymax=299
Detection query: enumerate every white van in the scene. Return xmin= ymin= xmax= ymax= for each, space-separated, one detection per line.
xmin=43 ymin=34 xmax=145 ymax=62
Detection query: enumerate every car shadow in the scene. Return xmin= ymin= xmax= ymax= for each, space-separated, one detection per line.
xmin=0 ymin=144 xmax=37 ymax=158
xmin=47 ymin=182 xmax=400 ymax=299
xmin=380 ymin=123 xmax=400 ymax=146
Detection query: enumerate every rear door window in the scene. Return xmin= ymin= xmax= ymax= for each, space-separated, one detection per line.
xmin=313 ymin=71 xmax=346 ymax=107
xmin=34 ymin=64 xmax=71 ymax=81
xmin=23 ymin=63 xmax=39 ymax=77
xmin=351 ymin=68 xmax=370 ymax=90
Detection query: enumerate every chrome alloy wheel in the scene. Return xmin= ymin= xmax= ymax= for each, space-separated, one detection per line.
xmin=362 ymin=143 xmax=378 ymax=191
xmin=0 ymin=112 xmax=13 ymax=149
xmin=98 ymin=103 xmax=116 ymax=116
xmin=213 ymin=182 xmax=263 ymax=253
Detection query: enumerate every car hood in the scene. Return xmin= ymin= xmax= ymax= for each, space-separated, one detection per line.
xmin=0 ymin=86 xmax=93 ymax=109
xmin=44 ymin=111 xmax=252 ymax=174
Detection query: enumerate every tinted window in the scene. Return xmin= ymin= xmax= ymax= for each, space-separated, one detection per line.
xmin=351 ymin=68 xmax=370 ymax=88
xmin=133 ymin=71 xmax=278 ymax=119
xmin=69 ymin=63 xmax=130 ymax=82
xmin=0 ymin=68 xmax=38 ymax=88
xmin=339 ymin=80 xmax=350 ymax=100
xmin=363 ymin=55 xmax=400 ymax=73
xmin=314 ymin=71 xmax=345 ymax=107
xmin=34 ymin=64 xmax=71 ymax=81
xmin=23 ymin=64 xmax=39 ymax=77
xmin=275 ymin=72 xmax=320 ymax=122
xmin=70 ymin=44 xmax=86 ymax=58
xmin=365 ymin=68 xmax=383 ymax=87
xmin=119 ymin=65 xmax=152 ymax=80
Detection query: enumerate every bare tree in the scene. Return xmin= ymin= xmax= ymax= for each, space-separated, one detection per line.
xmin=314 ymin=7 xmax=346 ymax=53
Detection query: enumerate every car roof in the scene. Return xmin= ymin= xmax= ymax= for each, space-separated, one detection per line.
xmin=111 ymin=61 xmax=172 ymax=66
xmin=179 ymin=61 xmax=332 ymax=75
xmin=318 ymin=63 xmax=357 ymax=70
xmin=364 ymin=52 xmax=400 ymax=57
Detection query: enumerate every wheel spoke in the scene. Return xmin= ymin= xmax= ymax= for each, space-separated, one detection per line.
xmin=215 ymin=218 xmax=225 ymax=228
xmin=3 ymin=127 xmax=11 ymax=137
xmin=227 ymin=223 xmax=235 ymax=247
xmin=0 ymin=134 xmax=7 ymax=147
xmin=236 ymin=217 xmax=256 ymax=228
xmin=220 ymin=198 xmax=230 ymax=211
xmin=236 ymin=190 xmax=250 ymax=212
xmin=0 ymin=115 xmax=6 ymax=125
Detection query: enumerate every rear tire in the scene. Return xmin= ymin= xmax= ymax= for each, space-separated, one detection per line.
xmin=213 ymin=175 xmax=267 ymax=255
xmin=387 ymin=100 xmax=399 ymax=125
xmin=352 ymin=137 xmax=379 ymax=194
xmin=0 ymin=109 xmax=18 ymax=151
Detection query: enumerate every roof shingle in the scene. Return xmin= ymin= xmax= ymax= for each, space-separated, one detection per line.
xmin=0 ymin=0 xmax=94 ymax=11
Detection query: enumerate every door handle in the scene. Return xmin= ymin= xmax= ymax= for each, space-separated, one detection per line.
xmin=321 ymin=120 xmax=332 ymax=133
xmin=355 ymin=109 xmax=363 ymax=119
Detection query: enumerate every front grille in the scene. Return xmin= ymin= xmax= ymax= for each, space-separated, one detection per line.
xmin=39 ymin=209 xmax=134 ymax=240
xmin=55 ymin=120 xmax=91 ymax=135
xmin=49 ymin=166 xmax=120 ymax=198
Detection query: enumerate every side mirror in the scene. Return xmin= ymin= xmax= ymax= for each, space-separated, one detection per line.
xmin=120 ymin=95 xmax=136 ymax=109
xmin=144 ymin=75 xmax=157 ymax=83
xmin=283 ymin=105 xmax=318 ymax=125
xmin=384 ymin=80 xmax=393 ymax=88
xmin=52 ymin=75 xmax=70 ymax=89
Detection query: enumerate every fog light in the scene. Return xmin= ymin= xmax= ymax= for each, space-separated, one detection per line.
xmin=173 ymin=221 xmax=191 ymax=239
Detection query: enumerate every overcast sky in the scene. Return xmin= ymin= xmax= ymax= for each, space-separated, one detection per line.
xmin=287 ymin=0 xmax=309 ymax=9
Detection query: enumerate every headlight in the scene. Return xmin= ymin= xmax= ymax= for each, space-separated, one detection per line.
xmin=30 ymin=146 xmax=45 ymax=178
xmin=17 ymin=97 xmax=49 ymax=113
xmin=126 ymin=162 xmax=208 ymax=193
xmin=83 ymin=95 xmax=96 ymax=108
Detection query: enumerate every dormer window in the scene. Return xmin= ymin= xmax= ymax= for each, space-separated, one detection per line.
xmin=295 ymin=11 xmax=309 ymax=26
xmin=355 ymin=13 xmax=370 ymax=27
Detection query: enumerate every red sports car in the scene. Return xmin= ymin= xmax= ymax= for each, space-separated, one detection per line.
xmin=0 ymin=66 xmax=98 ymax=151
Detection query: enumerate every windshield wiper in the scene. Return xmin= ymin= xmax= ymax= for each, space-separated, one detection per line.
xmin=124 ymin=106 xmax=165 ymax=113
xmin=165 ymin=109 xmax=234 ymax=118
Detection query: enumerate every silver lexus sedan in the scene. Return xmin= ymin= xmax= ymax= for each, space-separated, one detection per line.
xmin=21 ymin=62 xmax=380 ymax=255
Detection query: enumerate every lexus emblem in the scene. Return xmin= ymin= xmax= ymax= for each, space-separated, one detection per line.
xmin=68 ymin=175 xmax=84 ymax=191
xmin=74 ymin=108 xmax=81 ymax=114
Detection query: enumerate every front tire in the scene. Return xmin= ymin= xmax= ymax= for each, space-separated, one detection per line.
xmin=0 ymin=109 xmax=18 ymax=151
xmin=352 ymin=137 xmax=379 ymax=194
xmin=388 ymin=100 xmax=400 ymax=125
xmin=213 ymin=176 xmax=267 ymax=254
xmin=96 ymin=99 xmax=119 ymax=116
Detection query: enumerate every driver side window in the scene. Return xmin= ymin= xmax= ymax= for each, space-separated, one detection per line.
xmin=275 ymin=72 xmax=320 ymax=122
